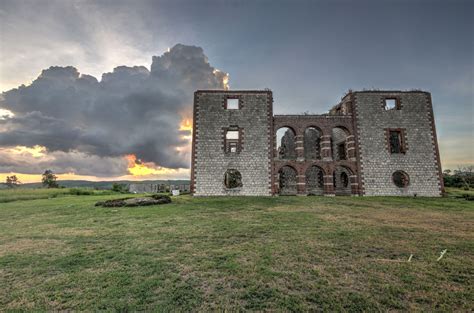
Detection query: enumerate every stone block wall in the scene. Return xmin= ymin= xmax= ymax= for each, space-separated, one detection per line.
xmin=353 ymin=91 xmax=443 ymax=196
xmin=191 ymin=90 xmax=273 ymax=196
xmin=128 ymin=183 xmax=167 ymax=193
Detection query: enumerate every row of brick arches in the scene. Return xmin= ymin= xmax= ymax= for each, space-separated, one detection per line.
xmin=273 ymin=116 xmax=359 ymax=196
xmin=276 ymin=164 xmax=358 ymax=195
xmin=276 ymin=126 xmax=356 ymax=161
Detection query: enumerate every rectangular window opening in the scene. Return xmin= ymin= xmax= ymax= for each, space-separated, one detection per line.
xmin=389 ymin=130 xmax=404 ymax=153
xmin=225 ymin=129 xmax=240 ymax=153
xmin=226 ymin=98 xmax=239 ymax=110
xmin=384 ymin=98 xmax=398 ymax=110
xmin=226 ymin=130 xmax=239 ymax=139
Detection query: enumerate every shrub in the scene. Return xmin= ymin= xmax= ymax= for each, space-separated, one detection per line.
xmin=69 ymin=188 xmax=94 ymax=196
xmin=112 ymin=183 xmax=129 ymax=193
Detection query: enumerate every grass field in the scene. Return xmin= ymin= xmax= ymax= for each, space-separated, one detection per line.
xmin=0 ymin=189 xmax=473 ymax=311
xmin=0 ymin=188 xmax=117 ymax=203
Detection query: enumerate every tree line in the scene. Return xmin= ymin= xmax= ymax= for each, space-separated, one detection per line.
xmin=443 ymin=166 xmax=474 ymax=189
xmin=5 ymin=170 xmax=58 ymax=188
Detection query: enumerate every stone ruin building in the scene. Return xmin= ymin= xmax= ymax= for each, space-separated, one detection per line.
xmin=191 ymin=90 xmax=444 ymax=196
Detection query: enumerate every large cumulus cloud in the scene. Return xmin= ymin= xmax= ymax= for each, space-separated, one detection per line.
xmin=0 ymin=44 xmax=228 ymax=176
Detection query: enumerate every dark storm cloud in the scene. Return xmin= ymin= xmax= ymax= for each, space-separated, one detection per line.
xmin=0 ymin=148 xmax=129 ymax=177
xmin=0 ymin=44 xmax=227 ymax=174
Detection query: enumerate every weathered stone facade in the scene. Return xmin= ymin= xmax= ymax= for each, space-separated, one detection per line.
xmin=191 ymin=91 xmax=273 ymax=196
xmin=129 ymin=183 xmax=168 ymax=193
xmin=191 ymin=90 xmax=443 ymax=196
xmin=352 ymin=91 xmax=443 ymax=196
xmin=128 ymin=183 xmax=190 ymax=193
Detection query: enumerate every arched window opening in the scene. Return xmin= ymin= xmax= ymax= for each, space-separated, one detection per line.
xmin=276 ymin=127 xmax=296 ymax=159
xmin=392 ymin=171 xmax=409 ymax=188
xmin=306 ymin=166 xmax=324 ymax=195
xmin=340 ymin=172 xmax=349 ymax=188
xmin=304 ymin=127 xmax=322 ymax=160
xmin=278 ymin=166 xmax=297 ymax=195
xmin=331 ymin=127 xmax=349 ymax=161
xmin=334 ymin=166 xmax=352 ymax=195
xmin=224 ymin=169 xmax=242 ymax=189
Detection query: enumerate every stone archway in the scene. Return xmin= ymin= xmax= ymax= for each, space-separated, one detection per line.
xmin=276 ymin=127 xmax=297 ymax=160
xmin=278 ymin=165 xmax=298 ymax=195
xmin=334 ymin=166 xmax=353 ymax=195
xmin=331 ymin=126 xmax=351 ymax=161
xmin=305 ymin=165 xmax=324 ymax=195
xmin=304 ymin=127 xmax=322 ymax=160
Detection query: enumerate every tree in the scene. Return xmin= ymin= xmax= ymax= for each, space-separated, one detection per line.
xmin=443 ymin=166 xmax=474 ymax=189
xmin=5 ymin=175 xmax=21 ymax=188
xmin=455 ymin=166 xmax=474 ymax=190
xmin=42 ymin=170 xmax=59 ymax=188
xmin=111 ymin=183 xmax=127 ymax=193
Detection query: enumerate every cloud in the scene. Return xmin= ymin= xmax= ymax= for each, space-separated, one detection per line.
xmin=0 ymin=146 xmax=128 ymax=177
xmin=0 ymin=0 xmax=172 ymax=92
xmin=0 ymin=44 xmax=228 ymax=176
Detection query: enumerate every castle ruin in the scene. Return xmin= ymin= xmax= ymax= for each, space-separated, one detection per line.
xmin=191 ymin=90 xmax=443 ymax=196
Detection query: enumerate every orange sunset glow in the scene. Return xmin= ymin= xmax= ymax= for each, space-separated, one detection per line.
xmin=125 ymin=154 xmax=179 ymax=176
xmin=179 ymin=118 xmax=193 ymax=141
xmin=179 ymin=118 xmax=192 ymax=132
xmin=0 ymin=117 xmax=194 ymax=183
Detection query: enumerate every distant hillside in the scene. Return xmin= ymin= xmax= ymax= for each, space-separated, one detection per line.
xmin=0 ymin=180 xmax=190 ymax=190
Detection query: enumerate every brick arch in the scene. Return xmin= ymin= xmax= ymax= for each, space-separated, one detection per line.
xmin=333 ymin=164 xmax=358 ymax=195
xmin=331 ymin=125 xmax=352 ymax=136
xmin=304 ymin=125 xmax=323 ymax=133
xmin=303 ymin=126 xmax=323 ymax=160
xmin=332 ymin=160 xmax=357 ymax=174
xmin=274 ymin=161 xmax=306 ymax=176
xmin=305 ymin=164 xmax=325 ymax=195
xmin=275 ymin=126 xmax=297 ymax=160
xmin=275 ymin=125 xmax=297 ymax=134
xmin=305 ymin=164 xmax=326 ymax=174
xmin=301 ymin=161 xmax=329 ymax=176
xmin=277 ymin=164 xmax=299 ymax=195
xmin=331 ymin=126 xmax=355 ymax=161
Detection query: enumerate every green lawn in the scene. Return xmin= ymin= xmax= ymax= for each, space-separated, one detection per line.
xmin=0 ymin=188 xmax=115 ymax=203
xmin=0 ymin=190 xmax=473 ymax=311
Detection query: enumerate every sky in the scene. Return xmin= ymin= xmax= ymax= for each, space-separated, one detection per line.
xmin=0 ymin=0 xmax=472 ymax=183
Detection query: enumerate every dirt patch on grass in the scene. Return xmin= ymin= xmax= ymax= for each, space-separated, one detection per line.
xmin=32 ymin=224 xmax=97 ymax=237
xmin=267 ymin=205 xmax=336 ymax=213
xmin=349 ymin=209 xmax=474 ymax=237
xmin=0 ymin=238 xmax=66 ymax=257
xmin=53 ymin=228 xmax=96 ymax=236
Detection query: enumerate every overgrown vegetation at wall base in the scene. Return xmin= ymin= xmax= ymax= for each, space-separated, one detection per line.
xmin=0 ymin=190 xmax=473 ymax=311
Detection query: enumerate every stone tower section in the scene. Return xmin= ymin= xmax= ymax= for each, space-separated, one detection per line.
xmin=191 ymin=90 xmax=273 ymax=196
xmin=353 ymin=91 xmax=444 ymax=196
